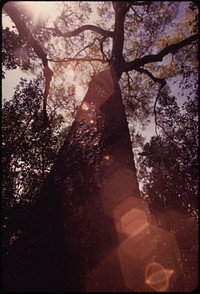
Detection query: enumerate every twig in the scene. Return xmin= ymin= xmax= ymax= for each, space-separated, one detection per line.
xmin=153 ymin=85 xmax=174 ymax=139
xmin=131 ymin=7 xmax=143 ymax=20
xmin=72 ymin=37 xmax=99 ymax=59
xmin=135 ymin=67 xmax=166 ymax=87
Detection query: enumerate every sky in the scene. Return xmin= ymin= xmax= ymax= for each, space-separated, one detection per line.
xmin=2 ymin=1 xmax=194 ymax=142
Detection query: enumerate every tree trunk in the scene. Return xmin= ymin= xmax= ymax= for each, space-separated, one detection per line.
xmin=3 ymin=66 xmax=141 ymax=292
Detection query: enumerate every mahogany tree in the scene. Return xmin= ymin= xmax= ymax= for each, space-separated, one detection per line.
xmin=2 ymin=1 xmax=198 ymax=292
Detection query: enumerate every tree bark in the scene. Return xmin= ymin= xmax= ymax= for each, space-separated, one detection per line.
xmin=3 ymin=66 xmax=141 ymax=291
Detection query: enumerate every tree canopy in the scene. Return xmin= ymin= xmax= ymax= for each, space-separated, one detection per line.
xmin=138 ymin=89 xmax=198 ymax=213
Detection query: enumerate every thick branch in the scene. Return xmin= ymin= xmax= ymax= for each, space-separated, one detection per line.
xmin=43 ymin=66 xmax=53 ymax=117
xmin=123 ymin=33 xmax=198 ymax=72
xmin=110 ymin=2 xmax=127 ymax=77
xmin=48 ymin=57 xmax=107 ymax=63
xmin=111 ymin=3 xmax=126 ymax=59
xmin=3 ymin=2 xmax=48 ymax=67
xmin=52 ymin=23 xmax=114 ymax=38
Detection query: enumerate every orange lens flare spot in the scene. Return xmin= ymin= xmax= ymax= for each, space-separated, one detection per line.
xmin=145 ymin=262 xmax=174 ymax=292
xmin=103 ymin=154 xmax=113 ymax=166
xmin=82 ymin=102 xmax=89 ymax=111
xmin=120 ymin=208 xmax=148 ymax=238
xmin=104 ymin=155 xmax=110 ymax=160
xmin=113 ymin=197 xmax=149 ymax=222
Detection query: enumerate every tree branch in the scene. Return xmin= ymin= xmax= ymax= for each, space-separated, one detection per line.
xmin=3 ymin=2 xmax=54 ymax=122
xmin=110 ymin=2 xmax=127 ymax=77
xmin=125 ymin=1 xmax=152 ymax=14
xmin=72 ymin=38 xmax=99 ymax=59
xmin=43 ymin=66 xmax=53 ymax=120
xmin=135 ymin=67 xmax=166 ymax=87
xmin=153 ymin=87 xmax=174 ymax=139
xmin=123 ymin=33 xmax=198 ymax=72
xmin=3 ymin=2 xmax=48 ymax=67
xmin=131 ymin=7 xmax=143 ymax=20
xmin=51 ymin=23 xmax=114 ymax=38
xmin=48 ymin=57 xmax=107 ymax=64
xmin=125 ymin=1 xmax=153 ymax=9
xmin=99 ymin=36 xmax=109 ymax=60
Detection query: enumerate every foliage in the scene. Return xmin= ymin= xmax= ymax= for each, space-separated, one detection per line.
xmin=2 ymin=2 xmax=197 ymax=126
xmin=2 ymin=27 xmax=31 ymax=77
xmin=2 ymin=0 xmax=198 ymax=249
xmin=138 ymin=88 xmax=198 ymax=214
xmin=2 ymin=76 xmax=71 ymax=248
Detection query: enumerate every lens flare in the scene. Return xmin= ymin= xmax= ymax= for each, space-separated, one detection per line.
xmin=20 ymin=1 xmax=56 ymax=19
xmin=145 ymin=262 xmax=174 ymax=292
xmin=103 ymin=154 xmax=113 ymax=166
xmin=120 ymin=208 xmax=149 ymax=239
xmin=81 ymin=102 xmax=89 ymax=111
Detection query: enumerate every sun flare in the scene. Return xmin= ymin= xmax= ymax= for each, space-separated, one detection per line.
xmin=22 ymin=1 xmax=57 ymax=20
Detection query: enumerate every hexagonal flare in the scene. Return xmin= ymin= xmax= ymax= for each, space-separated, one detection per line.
xmin=101 ymin=170 xmax=144 ymax=217
xmin=113 ymin=197 xmax=149 ymax=222
xmin=113 ymin=197 xmax=151 ymax=241
xmin=120 ymin=208 xmax=149 ymax=240
xmin=117 ymin=224 xmax=182 ymax=291
xmin=119 ymin=232 xmax=156 ymax=262
xmin=117 ymin=235 xmax=156 ymax=291
xmin=145 ymin=262 xmax=174 ymax=292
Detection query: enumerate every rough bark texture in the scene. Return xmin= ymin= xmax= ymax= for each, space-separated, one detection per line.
xmin=3 ymin=66 xmax=141 ymax=292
